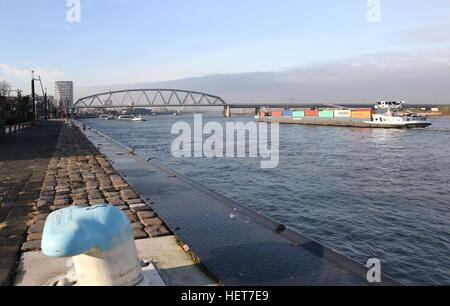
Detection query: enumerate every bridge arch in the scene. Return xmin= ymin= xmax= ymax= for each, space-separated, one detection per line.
xmin=72 ymin=89 xmax=227 ymax=110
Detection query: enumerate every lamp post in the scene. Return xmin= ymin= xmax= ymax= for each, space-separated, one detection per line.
xmin=31 ymin=70 xmax=37 ymax=122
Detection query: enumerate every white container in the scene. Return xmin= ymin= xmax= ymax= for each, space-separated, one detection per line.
xmin=334 ymin=110 xmax=352 ymax=118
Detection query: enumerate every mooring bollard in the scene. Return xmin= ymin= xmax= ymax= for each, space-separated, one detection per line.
xmin=42 ymin=205 xmax=151 ymax=286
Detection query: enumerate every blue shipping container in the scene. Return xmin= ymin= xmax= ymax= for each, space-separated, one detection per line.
xmin=282 ymin=111 xmax=293 ymax=116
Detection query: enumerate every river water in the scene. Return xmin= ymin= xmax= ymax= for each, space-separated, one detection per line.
xmin=81 ymin=115 xmax=450 ymax=285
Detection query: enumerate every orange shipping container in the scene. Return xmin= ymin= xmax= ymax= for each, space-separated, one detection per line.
xmin=305 ymin=110 xmax=319 ymax=117
xmin=272 ymin=111 xmax=282 ymax=117
xmin=351 ymin=110 xmax=372 ymax=119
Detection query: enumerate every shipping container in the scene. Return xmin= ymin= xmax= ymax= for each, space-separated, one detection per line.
xmin=319 ymin=110 xmax=334 ymax=118
xmin=305 ymin=110 xmax=319 ymax=117
xmin=351 ymin=110 xmax=372 ymax=119
xmin=282 ymin=111 xmax=293 ymax=117
xmin=293 ymin=111 xmax=305 ymax=118
xmin=334 ymin=110 xmax=351 ymax=118
xmin=271 ymin=111 xmax=282 ymax=117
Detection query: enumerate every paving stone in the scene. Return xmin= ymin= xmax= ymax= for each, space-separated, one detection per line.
xmin=36 ymin=209 xmax=51 ymax=215
xmin=55 ymin=195 xmax=70 ymax=201
xmin=104 ymin=191 xmax=120 ymax=198
xmin=72 ymin=193 xmax=87 ymax=200
xmin=74 ymin=203 xmax=90 ymax=208
xmin=56 ymin=189 xmax=71 ymax=196
xmin=73 ymin=199 xmax=89 ymax=206
xmin=27 ymin=232 xmax=43 ymax=241
xmin=39 ymin=195 xmax=54 ymax=201
xmin=144 ymin=226 xmax=171 ymax=238
xmin=21 ymin=240 xmax=41 ymax=252
xmin=72 ymin=188 xmax=86 ymax=194
xmin=54 ymin=199 xmax=69 ymax=206
xmin=107 ymin=197 xmax=125 ymax=206
xmin=126 ymin=214 xmax=139 ymax=223
xmin=126 ymin=199 xmax=144 ymax=205
xmin=137 ymin=211 xmax=156 ymax=220
xmin=130 ymin=204 xmax=151 ymax=213
xmin=28 ymin=221 xmax=46 ymax=234
xmin=88 ymin=192 xmax=103 ymax=200
xmin=37 ymin=200 xmax=52 ymax=208
xmin=100 ymin=186 xmax=116 ymax=192
xmin=131 ymin=223 xmax=143 ymax=230
xmin=120 ymin=189 xmax=138 ymax=200
xmin=36 ymin=213 xmax=50 ymax=221
xmin=140 ymin=218 xmax=164 ymax=227
xmin=133 ymin=229 xmax=149 ymax=240
xmin=89 ymin=199 xmax=106 ymax=206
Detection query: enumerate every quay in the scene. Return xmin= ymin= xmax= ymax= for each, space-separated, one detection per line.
xmin=1 ymin=120 xmax=215 ymax=286
xmin=1 ymin=120 xmax=401 ymax=286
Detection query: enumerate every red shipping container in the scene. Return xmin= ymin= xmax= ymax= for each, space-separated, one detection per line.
xmin=305 ymin=110 xmax=319 ymax=117
xmin=272 ymin=111 xmax=282 ymax=117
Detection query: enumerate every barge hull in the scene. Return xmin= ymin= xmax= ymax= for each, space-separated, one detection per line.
xmin=257 ymin=116 xmax=429 ymax=129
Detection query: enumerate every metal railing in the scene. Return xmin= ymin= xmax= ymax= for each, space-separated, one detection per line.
xmin=3 ymin=122 xmax=34 ymax=136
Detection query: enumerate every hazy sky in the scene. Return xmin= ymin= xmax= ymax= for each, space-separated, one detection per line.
xmin=1 ymin=0 xmax=450 ymax=103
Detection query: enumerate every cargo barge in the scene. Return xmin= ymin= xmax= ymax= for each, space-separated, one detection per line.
xmin=256 ymin=101 xmax=432 ymax=129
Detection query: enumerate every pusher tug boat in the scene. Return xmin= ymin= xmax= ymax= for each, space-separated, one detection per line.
xmin=365 ymin=101 xmax=432 ymax=129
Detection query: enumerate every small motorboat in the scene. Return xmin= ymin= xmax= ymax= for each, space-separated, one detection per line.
xmin=118 ymin=115 xmax=133 ymax=120
xmin=131 ymin=115 xmax=146 ymax=122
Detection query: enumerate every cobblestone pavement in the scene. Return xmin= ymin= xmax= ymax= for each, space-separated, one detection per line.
xmin=1 ymin=121 xmax=171 ymax=286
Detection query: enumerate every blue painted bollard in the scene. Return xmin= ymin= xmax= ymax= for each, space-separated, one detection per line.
xmin=42 ymin=205 xmax=147 ymax=286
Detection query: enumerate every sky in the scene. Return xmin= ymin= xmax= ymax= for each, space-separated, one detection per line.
xmin=1 ymin=0 xmax=450 ymax=103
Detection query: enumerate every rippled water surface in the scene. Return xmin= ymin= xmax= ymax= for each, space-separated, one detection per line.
xmin=82 ymin=115 xmax=450 ymax=285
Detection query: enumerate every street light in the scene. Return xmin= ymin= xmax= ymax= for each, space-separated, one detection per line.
xmin=32 ymin=71 xmax=49 ymax=121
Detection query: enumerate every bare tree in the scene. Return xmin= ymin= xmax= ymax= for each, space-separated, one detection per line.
xmin=0 ymin=81 xmax=12 ymax=97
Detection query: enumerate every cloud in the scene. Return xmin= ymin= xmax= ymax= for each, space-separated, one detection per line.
xmin=392 ymin=23 xmax=450 ymax=45
xmin=0 ymin=64 xmax=65 ymax=92
xmin=0 ymin=64 xmax=31 ymax=79
xmin=75 ymin=48 xmax=450 ymax=105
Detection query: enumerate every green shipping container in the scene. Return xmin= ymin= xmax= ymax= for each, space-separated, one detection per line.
xmin=319 ymin=111 xmax=334 ymax=118
xmin=293 ymin=111 xmax=305 ymax=118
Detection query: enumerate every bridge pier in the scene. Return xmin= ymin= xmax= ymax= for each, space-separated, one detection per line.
xmin=223 ymin=106 xmax=231 ymax=118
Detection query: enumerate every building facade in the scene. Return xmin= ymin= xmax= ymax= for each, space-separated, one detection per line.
xmin=54 ymin=81 xmax=73 ymax=111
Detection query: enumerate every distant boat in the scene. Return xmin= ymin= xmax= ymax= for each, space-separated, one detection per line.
xmin=118 ymin=115 xmax=132 ymax=120
xmin=132 ymin=115 xmax=146 ymax=122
